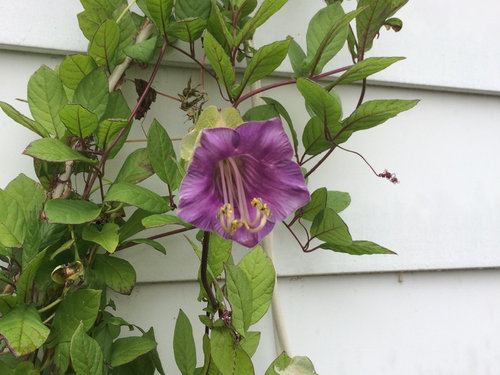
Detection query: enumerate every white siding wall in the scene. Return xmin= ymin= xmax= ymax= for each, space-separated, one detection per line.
xmin=0 ymin=1 xmax=499 ymax=374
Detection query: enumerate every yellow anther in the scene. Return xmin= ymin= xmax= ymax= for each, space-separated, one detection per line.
xmin=262 ymin=203 xmax=270 ymax=217
xmin=230 ymin=219 xmax=243 ymax=234
xmin=251 ymin=198 xmax=261 ymax=207
xmin=251 ymin=198 xmax=270 ymax=217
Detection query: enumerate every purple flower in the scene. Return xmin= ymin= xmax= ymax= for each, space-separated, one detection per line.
xmin=178 ymin=118 xmax=310 ymax=247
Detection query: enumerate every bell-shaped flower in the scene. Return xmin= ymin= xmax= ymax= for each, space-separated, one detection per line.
xmin=178 ymin=118 xmax=310 ymax=247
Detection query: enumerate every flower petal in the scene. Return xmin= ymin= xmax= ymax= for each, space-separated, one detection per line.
xmin=177 ymin=118 xmax=310 ymax=248
xmin=241 ymin=157 xmax=310 ymax=222
xmin=236 ymin=118 xmax=294 ymax=163
xmin=177 ymin=172 xmax=220 ymax=230
xmin=178 ymin=127 xmax=241 ymax=228
xmin=194 ymin=126 xmax=240 ymax=164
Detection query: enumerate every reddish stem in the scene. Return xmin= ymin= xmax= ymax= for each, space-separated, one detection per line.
xmin=233 ymin=64 xmax=353 ymax=108
xmin=82 ymin=38 xmax=168 ymax=200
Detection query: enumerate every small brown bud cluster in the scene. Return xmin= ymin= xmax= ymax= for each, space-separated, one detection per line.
xmin=378 ymin=169 xmax=399 ymax=184
xmin=221 ymin=309 xmax=232 ymax=325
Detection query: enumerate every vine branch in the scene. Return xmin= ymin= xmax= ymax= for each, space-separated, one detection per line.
xmin=201 ymin=231 xmax=218 ymax=311
xmin=82 ymin=37 xmax=168 ymax=200
xmin=233 ymin=64 xmax=353 ymax=108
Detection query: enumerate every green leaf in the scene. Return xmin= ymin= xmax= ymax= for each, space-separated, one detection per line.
xmin=200 ymin=334 xmax=217 ymax=374
xmin=142 ymin=214 xmax=189 ymax=228
xmin=105 ymin=182 xmax=170 ymax=213
xmin=239 ymin=0 xmax=258 ymax=18
xmin=173 ymin=309 xmax=196 ymax=375
xmin=115 ymin=148 xmax=154 ymax=184
xmin=0 ymin=295 xmax=17 ymax=316
xmin=110 ymin=336 xmax=157 ymax=367
xmin=3 ymin=174 xmax=43 ymax=218
xmin=203 ymin=32 xmax=235 ymax=94
xmin=23 ymin=138 xmax=97 ymax=164
xmin=297 ymin=78 xmax=342 ymax=128
xmin=321 ymin=240 xmax=396 ymax=255
xmin=288 ymin=39 xmax=306 ymax=77
xmin=326 ymin=191 xmax=350 ymax=213
xmin=103 ymin=90 xmax=131 ymax=119
xmin=120 ymin=238 xmax=166 ymax=254
xmin=235 ymin=39 xmax=291 ymax=97
xmin=0 ymin=189 xmax=25 ymax=248
xmin=327 ymin=57 xmax=405 ymax=89
xmin=124 ymin=36 xmax=158 ymax=63
xmin=21 ymin=215 xmax=43 ymax=267
xmin=59 ymin=104 xmax=99 ymax=138
xmin=143 ymin=327 xmax=166 ymax=375
xmin=27 ymin=65 xmax=68 ymax=137
xmin=53 ymin=342 xmax=70 ymax=373
xmin=82 ymin=223 xmax=119 ymax=253
xmin=297 ymin=187 xmax=327 ymax=221
xmin=77 ymin=9 xmax=108 ymax=41
xmin=303 ymin=5 xmax=362 ymax=75
xmin=0 ymin=363 xmax=13 ymax=375
xmin=88 ymin=19 xmax=120 ymax=71
xmin=13 ymin=362 xmax=39 ymax=375
xmin=16 ymin=249 xmax=47 ymax=304
xmin=74 ymin=68 xmax=110 ymax=120
xmin=338 ymin=99 xmax=418 ymax=143
xmin=47 ymin=289 xmax=102 ymax=347
xmin=119 ymin=208 xmax=151 ymax=241
xmin=310 ymin=208 xmax=351 ymax=246
xmin=242 ymin=104 xmax=279 ymax=122
xmin=208 ymin=234 xmax=232 ymax=277
xmin=96 ymin=119 xmax=128 ymax=149
xmin=147 ymin=119 xmax=182 ymax=189
xmin=136 ymin=0 xmax=153 ymax=20
xmin=225 ymin=265 xmax=252 ymax=336
xmin=0 ymin=305 xmax=49 ymax=356
xmin=265 ymin=352 xmax=291 ymax=375
xmin=44 ymin=199 xmax=101 ymax=224
xmin=175 ymin=0 xmax=210 ymax=19
xmin=210 ymin=326 xmax=254 ymax=375
xmin=113 ymin=9 xmax=138 ymax=65
xmin=235 ymin=0 xmax=288 ymax=46
xmin=276 ymin=356 xmax=318 ymax=375
xmin=0 ymin=101 xmax=50 ymax=137
xmin=166 ymin=18 xmax=207 ymax=42
xmin=59 ymin=55 xmax=97 ymax=90
xmin=206 ymin=0 xmax=233 ymax=49
xmin=81 ymin=0 xmax=127 ymax=16
xmin=356 ymin=0 xmax=409 ymax=55
xmin=92 ymin=254 xmax=136 ymax=294
xmin=70 ymin=323 xmax=104 ymax=375
xmin=240 ymin=331 xmax=260 ymax=358
xmin=238 ymin=246 xmax=275 ymax=324
xmin=147 ymin=0 xmax=174 ymax=35
xmin=262 ymin=97 xmax=299 ymax=158
xmin=110 ymin=329 xmax=164 ymax=374
xmin=301 ymin=117 xmax=332 ymax=155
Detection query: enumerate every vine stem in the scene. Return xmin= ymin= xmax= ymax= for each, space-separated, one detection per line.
xmin=116 ymin=0 xmax=138 ymax=24
xmin=201 ymin=231 xmax=218 ymax=311
xmin=115 ymin=226 xmax=194 ymax=252
xmin=52 ymin=22 xmax=154 ymax=199
xmin=233 ymin=64 xmax=353 ymax=108
xmin=83 ymin=37 xmax=168 ymax=200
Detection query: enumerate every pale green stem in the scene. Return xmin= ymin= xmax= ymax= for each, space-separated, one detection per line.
xmin=116 ymin=0 xmax=138 ymax=24
xmin=38 ymin=298 xmax=63 ymax=313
